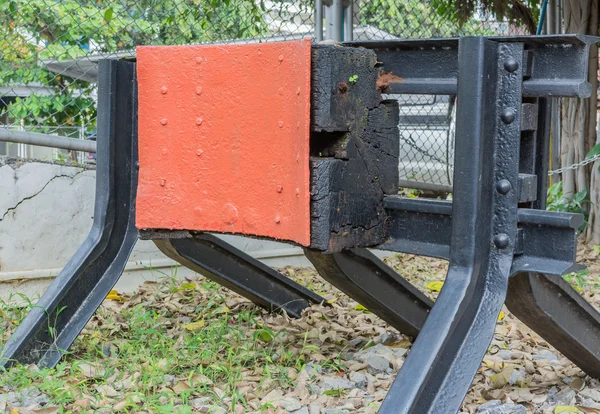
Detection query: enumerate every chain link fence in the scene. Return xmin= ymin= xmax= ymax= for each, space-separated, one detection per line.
xmin=0 ymin=0 xmax=526 ymax=187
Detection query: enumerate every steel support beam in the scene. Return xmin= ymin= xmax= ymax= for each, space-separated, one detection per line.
xmin=1 ymin=60 xmax=138 ymax=369
xmin=352 ymin=35 xmax=597 ymax=97
xmin=154 ymin=234 xmax=324 ymax=319
xmin=381 ymin=38 xmax=524 ymax=413
xmin=304 ymin=248 xmax=433 ymax=338
xmin=506 ymin=272 xmax=600 ymax=378
xmin=380 ymin=196 xmax=583 ymax=276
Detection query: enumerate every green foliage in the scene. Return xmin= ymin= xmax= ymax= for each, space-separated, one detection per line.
xmin=348 ymin=74 xmax=359 ymax=84
xmin=360 ymin=0 xmax=496 ymax=38
xmin=431 ymin=0 xmax=541 ymax=34
xmin=564 ymin=269 xmax=589 ymax=293
xmin=586 ymin=143 xmax=600 ymax=163
xmin=0 ymin=0 xmax=268 ymax=128
xmin=8 ymin=92 xmax=95 ymax=126
xmin=547 ymin=181 xmax=589 ymax=232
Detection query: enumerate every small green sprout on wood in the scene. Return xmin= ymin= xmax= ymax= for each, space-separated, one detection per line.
xmin=349 ymin=74 xmax=359 ymax=84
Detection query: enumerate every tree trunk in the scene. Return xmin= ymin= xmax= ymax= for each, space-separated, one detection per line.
xmin=560 ymin=0 xmax=599 ymax=244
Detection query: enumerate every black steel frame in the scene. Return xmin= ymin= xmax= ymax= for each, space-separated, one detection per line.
xmin=1 ymin=60 xmax=139 ymax=368
xmin=304 ymin=248 xmax=432 ymax=338
xmin=2 ymin=34 xmax=600 ymax=414
xmin=367 ymin=35 xmax=599 ymax=413
xmin=154 ymin=234 xmax=325 ymax=318
xmin=380 ymin=38 xmax=526 ymax=412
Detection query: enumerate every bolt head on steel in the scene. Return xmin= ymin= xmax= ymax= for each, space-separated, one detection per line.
xmin=496 ymin=179 xmax=511 ymax=194
xmin=504 ymin=58 xmax=519 ymax=72
xmin=494 ymin=233 xmax=510 ymax=249
xmin=501 ymin=109 xmax=516 ymax=124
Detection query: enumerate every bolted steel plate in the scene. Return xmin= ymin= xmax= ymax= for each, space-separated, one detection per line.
xmin=136 ymin=39 xmax=312 ymax=245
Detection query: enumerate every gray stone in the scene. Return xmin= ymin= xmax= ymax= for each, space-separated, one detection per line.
xmin=280 ymin=397 xmax=302 ymax=412
xmin=380 ymin=332 xmax=400 ymax=345
xmin=476 ymin=400 xmax=527 ymax=414
xmin=364 ymin=355 xmax=390 ymax=374
xmin=349 ymin=371 xmax=368 ymax=389
xmin=309 ymin=403 xmax=323 ymax=414
xmin=163 ymin=374 xmax=177 ymax=386
xmin=547 ymin=388 xmax=575 ymax=405
xmin=0 ymin=392 xmax=18 ymax=404
xmin=306 ymin=363 xmax=323 ymax=374
xmin=320 ymin=376 xmax=355 ymax=391
xmin=347 ymin=338 xmax=364 ymax=348
xmin=579 ymin=387 xmax=600 ymax=402
xmin=324 ymin=409 xmax=349 ymax=414
xmin=308 ymin=383 xmax=322 ymax=396
xmin=19 ymin=388 xmax=48 ymax=407
xmin=532 ymin=350 xmax=558 ymax=362
xmin=497 ymin=350 xmax=512 ymax=360
xmin=290 ymin=407 xmax=309 ymax=414
xmin=191 ymin=397 xmax=212 ymax=409
xmin=580 ymin=398 xmax=600 ymax=408
xmin=508 ymin=369 xmax=526 ymax=386
xmin=354 ymin=344 xmax=407 ymax=363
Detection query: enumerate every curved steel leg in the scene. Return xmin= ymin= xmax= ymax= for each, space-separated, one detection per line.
xmin=506 ymin=272 xmax=600 ymax=378
xmin=1 ymin=60 xmax=138 ymax=369
xmin=155 ymin=234 xmax=324 ymax=318
xmin=304 ymin=248 xmax=432 ymax=338
xmin=380 ymin=38 xmax=523 ymax=413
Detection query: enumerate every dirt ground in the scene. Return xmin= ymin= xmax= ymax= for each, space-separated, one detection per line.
xmin=1 ymin=249 xmax=600 ymax=413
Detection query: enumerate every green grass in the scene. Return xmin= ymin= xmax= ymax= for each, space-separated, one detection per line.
xmin=0 ymin=269 xmax=347 ymax=412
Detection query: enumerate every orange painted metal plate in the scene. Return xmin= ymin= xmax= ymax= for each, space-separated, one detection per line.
xmin=136 ymin=39 xmax=312 ymax=246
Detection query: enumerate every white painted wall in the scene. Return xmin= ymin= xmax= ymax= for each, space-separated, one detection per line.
xmin=0 ymin=157 xmax=310 ymax=301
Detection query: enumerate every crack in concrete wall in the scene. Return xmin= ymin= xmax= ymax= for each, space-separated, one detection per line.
xmin=1 ymin=171 xmax=87 ymax=222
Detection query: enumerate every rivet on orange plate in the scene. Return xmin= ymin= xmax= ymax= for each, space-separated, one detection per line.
xmin=136 ymin=39 xmax=312 ymax=245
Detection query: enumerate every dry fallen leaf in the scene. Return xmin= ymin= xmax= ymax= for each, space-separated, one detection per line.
xmin=569 ymin=378 xmax=586 ymax=391
xmin=77 ymin=362 xmax=106 ymax=379
xmin=105 ymin=289 xmax=123 ymax=301
xmin=189 ymin=373 xmax=213 ymax=387
xmin=183 ymin=320 xmax=205 ymax=331
xmin=354 ymin=304 xmax=371 ymax=313
xmin=555 ymin=407 xmax=581 ymax=413
xmin=178 ymin=283 xmax=197 ymax=291
xmin=172 ymin=381 xmax=191 ymax=394
xmin=113 ymin=400 xmax=128 ymax=411
xmin=497 ymin=311 xmax=505 ymax=321
xmin=96 ymin=384 xmax=119 ymax=398
xmin=32 ymin=407 xmax=60 ymax=414
xmin=489 ymin=366 xmax=514 ymax=388
xmin=426 ymin=281 xmax=444 ymax=292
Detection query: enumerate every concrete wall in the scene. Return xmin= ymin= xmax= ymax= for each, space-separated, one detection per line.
xmin=0 ymin=157 xmax=310 ymax=301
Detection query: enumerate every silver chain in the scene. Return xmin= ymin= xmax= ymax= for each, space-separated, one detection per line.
xmin=547 ymin=153 xmax=600 ymax=176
